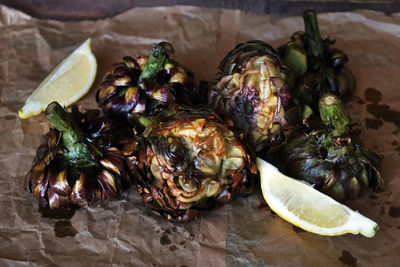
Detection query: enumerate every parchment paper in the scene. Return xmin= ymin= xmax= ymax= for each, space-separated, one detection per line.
xmin=0 ymin=4 xmax=399 ymax=266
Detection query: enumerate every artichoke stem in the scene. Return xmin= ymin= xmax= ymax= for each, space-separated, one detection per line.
xmin=319 ymin=94 xmax=350 ymax=137
xmin=45 ymin=102 xmax=93 ymax=164
xmin=138 ymin=42 xmax=174 ymax=84
xmin=303 ymin=10 xmax=323 ymax=58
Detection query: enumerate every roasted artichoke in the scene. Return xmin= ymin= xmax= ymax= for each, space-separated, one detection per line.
xmin=124 ymin=108 xmax=256 ymax=221
xmin=279 ymin=94 xmax=383 ymax=201
xmin=96 ymin=42 xmax=196 ymax=122
xmin=279 ymin=10 xmax=356 ymax=124
xmin=208 ymin=40 xmax=291 ymax=152
xmin=24 ymin=102 xmax=133 ymax=209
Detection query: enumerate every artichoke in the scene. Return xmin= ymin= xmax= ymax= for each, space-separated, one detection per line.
xmin=277 ymin=13 xmax=382 ymax=201
xmin=24 ymin=102 xmax=133 ymax=209
xmin=96 ymin=42 xmax=196 ymax=122
xmin=208 ymin=40 xmax=291 ymax=152
xmin=279 ymin=10 xmax=356 ymax=123
xmin=279 ymin=94 xmax=383 ymax=201
xmin=124 ymin=108 xmax=256 ymax=221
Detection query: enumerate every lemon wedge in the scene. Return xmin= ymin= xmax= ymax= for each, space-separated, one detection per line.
xmin=18 ymin=38 xmax=97 ymax=119
xmin=257 ymin=157 xmax=378 ymax=237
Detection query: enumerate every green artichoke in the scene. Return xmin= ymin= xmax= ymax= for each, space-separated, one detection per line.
xmin=208 ymin=40 xmax=291 ymax=152
xmin=24 ymin=102 xmax=133 ymax=209
xmin=279 ymin=10 xmax=356 ymax=124
xmin=124 ymin=108 xmax=256 ymax=221
xmin=279 ymin=94 xmax=383 ymax=201
xmin=96 ymin=42 xmax=196 ymax=122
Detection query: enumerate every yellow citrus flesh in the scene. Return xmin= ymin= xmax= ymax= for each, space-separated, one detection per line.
xmin=18 ymin=38 xmax=97 ymax=119
xmin=257 ymin=157 xmax=378 ymax=237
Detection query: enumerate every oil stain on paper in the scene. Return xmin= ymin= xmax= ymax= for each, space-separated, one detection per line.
xmin=365 ymin=118 xmax=383 ymax=129
xmin=54 ymin=220 xmax=78 ymax=238
xmin=160 ymin=233 xmax=172 ymax=245
xmin=38 ymin=207 xmax=78 ymax=238
xmin=169 ymin=245 xmax=178 ymax=251
xmin=364 ymin=87 xmax=382 ymax=103
xmin=364 ymin=87 xmax=400 ymax=129
xmin=389 ymin=206 xmax=400 ymax=218
xmin=338 ymin=250 xmax=358 ymax=267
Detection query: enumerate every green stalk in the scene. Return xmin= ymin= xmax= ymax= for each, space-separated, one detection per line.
xmin=138 ymin=42 xmax=174 ymax=84
xmin=303 ymin=10 xmax=333 ymax=102
xmin=303 ymin=10 xmax=323 ymax=58
xmin=319 ymin=94 xmax=350 ymax=137
xmin=45 ymin=102 xmax=93 ymax=164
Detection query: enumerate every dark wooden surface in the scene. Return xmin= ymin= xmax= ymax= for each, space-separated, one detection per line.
xmin=1 ymin=0 xmax=400 ymax=20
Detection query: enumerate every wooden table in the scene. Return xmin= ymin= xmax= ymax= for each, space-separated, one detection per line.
xmin=1 ymin=0 xmax=400 ymax=20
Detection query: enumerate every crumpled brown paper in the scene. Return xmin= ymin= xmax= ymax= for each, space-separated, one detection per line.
xmin=0 ymin=4 xmax=399 ymax=266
